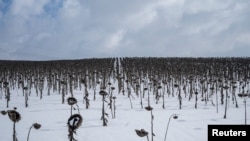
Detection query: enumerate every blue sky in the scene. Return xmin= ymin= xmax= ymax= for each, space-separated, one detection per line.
xmin=0 ymin=0 xmax=250 ymax=60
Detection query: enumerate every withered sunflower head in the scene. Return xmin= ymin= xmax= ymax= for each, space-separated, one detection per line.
xmin=99 ymin=90 xmax=108 ymax=96
xmin=173 ymin=114 xmax=178 ymax=119
xmin=238 ymin=93 xmax=249 ymax=97
xmin=67 ymin=97 xmax=78 ymax=105
xmin=135 ymin=129 xmax=148 ymax=137
xmin=7 ymin=110 xmax=21 ymax=122
xmin=33 ymin=123 xmax=42 ymax=129
xmin=145 ymin=106 xmax=153 ymax=111
xmin=67 ymin=114 xmax=83 ymax=130
xmin=23 ymin=87 xmax=28 ymax=90
xmin=1 ymin=110 xmax=7 ymax=115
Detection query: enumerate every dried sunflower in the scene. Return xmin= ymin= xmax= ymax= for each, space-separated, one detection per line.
xmin=7 ymin=110 xmax=21 ymax=122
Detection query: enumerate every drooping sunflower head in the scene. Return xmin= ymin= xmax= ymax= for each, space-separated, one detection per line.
xmin=67 ymin=97 xmax=78 ymax=105
xmin=7 ymin=110 xmax=21 ymax=122
xmin=1 ymin=110 xmax=7 ymax=115
xmin=99 ymin=90 xmax=108 ymax=96
xmin=135 ymin=129 xmax=148 ymax=137
xmin=145 ymin=106 xmax=153 ymax=111
xmin=33 ymin=123 xmax=42 ymax=129
xmin=67 ymin=114 xmax=83 ymax=130
xmin=173 ymin=114 xmax=178 ymax=119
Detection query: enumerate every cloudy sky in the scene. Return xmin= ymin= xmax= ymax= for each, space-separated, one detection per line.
xmin=0 ymin=0 xmax=250 ymax=60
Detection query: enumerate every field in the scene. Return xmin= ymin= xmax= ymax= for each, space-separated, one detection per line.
xmin=0 ymin=57 xmax=250 ymax=141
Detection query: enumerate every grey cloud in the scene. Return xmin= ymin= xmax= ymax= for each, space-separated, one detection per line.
xmin=0 ymin=0 xmax=249 ymax=60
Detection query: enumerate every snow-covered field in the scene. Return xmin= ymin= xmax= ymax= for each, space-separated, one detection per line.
xmin=1 ymin=84 xmax=249 ymax=141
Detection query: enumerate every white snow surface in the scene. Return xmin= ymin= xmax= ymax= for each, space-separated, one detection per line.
xmin=0 ymin=85 xmax=249 ymax=141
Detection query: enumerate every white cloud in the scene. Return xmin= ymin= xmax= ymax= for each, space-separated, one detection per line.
xmin=124 ymin=6 xmax=157 ymax=32
xmin=58 ymin=0 xmax=89 ymax=22
xmin=104 ymin=29 xmax=125 ymax=49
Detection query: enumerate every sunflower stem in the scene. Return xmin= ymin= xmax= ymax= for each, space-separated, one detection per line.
xmin=27 ymin=126 xmax=33 ymax=141
xmin=13 ymin=122 xmax=16 ymax=141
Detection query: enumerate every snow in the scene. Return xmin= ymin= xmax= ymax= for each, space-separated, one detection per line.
xmin=0 ymin=84 xmax=249 ymax=141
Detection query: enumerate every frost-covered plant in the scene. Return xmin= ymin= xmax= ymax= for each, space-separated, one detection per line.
xmin=27 ymin=123 xmax=41 ymax=141
xmin=84 ymin=92 xmax=90 ymax=109
xmin=0 ymin=80 xmax=3 ymax=99
xmin=155 ymin=84 xmax=161 ymax=104
xmin=231 ymin=81 xmax=238 ymax=108
xmin=145 ymin=106 xmax=154 ymax=141
xmin=161 ymin=80 xmax=167 ymax=109
xmin=174 ymin=84 xmax=182 ymax=109
xmin=99 ymin=90 xmax=109 ymax=126
xmin=24 ymin=86 xmax=29 ymax=107
xmin=164 ymin=114 xmax=178 ymax=141
xmin=81 ymin=78 xmax=90 ymax=109
xmin=67 ymin=97 xmax=78 ymax=116
xmin=238 ymin=93 xmax=249 ymax=125
xmin=127 ymin=87 xmax=133 ymax=109
xmin=1 ymin=108 xmax=21 ymax=141
xmin=3 ymin=81 xmax=10 ymax=108
xmin=109 ymin=86 xmax=115 ymax=118
xmin=67 ymin=114 xmax=83 ymax=141
xmin=112 ymin=96 xmax=117 ymax=118
xmin=194 ymin=91 xmax=198 ymax=109
xmin=61 ymin=80 xmax=66 ymax=104
xmin=69 ymin=75 xmax=74 ymax=97
xmin=39 ymin=78 xmax=44 ymax=99
xmin=223 ymin=85 xmax=229 ymax=119
xmin=143 ymin=87 xmax=151 ymax=107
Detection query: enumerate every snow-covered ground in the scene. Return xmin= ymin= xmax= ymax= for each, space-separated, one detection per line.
xmin=0 ymin=85 xmax=249 ymax=141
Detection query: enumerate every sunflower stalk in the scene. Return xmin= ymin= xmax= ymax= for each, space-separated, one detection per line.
xmin=100 ymin=90 xmax=108 ymax=126
xmin=27 ymin=123 xmax=41 ymax=141
xmin=1 ymin=109 xmax=22 ymax=141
